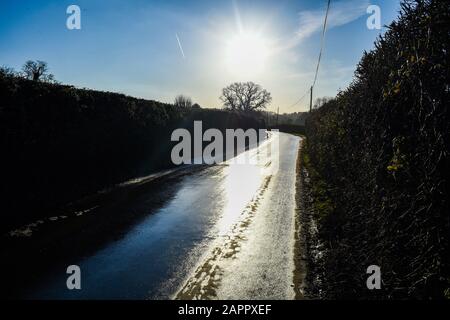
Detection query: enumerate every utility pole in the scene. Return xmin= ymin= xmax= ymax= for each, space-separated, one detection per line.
xmin=276 ymin=107 xmax=279 ymax=126
xmin=309 ymin=86 xmax=313 ymax=112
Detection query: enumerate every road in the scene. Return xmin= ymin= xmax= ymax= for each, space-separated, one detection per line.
xmin=28 ymin=132 xmax=301 ymax=299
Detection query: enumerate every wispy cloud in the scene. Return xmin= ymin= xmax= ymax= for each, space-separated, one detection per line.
xmin=285 ymin=0 xmax=369 ymax=49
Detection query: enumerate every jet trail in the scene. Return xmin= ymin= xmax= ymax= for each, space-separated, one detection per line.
xmin=175 ymin=33 xmax=185 ymax=59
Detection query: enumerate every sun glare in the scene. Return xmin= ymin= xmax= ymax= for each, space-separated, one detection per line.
xmin=225 ymin=31 xmax=270 ymax=77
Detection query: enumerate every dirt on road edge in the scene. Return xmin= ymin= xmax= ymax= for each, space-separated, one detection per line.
xmin=293 ymin=138 xmax=307 ymax=299
xmin=293 ymin=137 xmax=323 ymax=299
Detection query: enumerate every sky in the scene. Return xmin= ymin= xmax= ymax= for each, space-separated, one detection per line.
xmin=0 ymin=0 xmax=401 ymax=113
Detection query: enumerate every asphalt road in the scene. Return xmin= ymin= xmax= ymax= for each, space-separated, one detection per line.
xmin=28 ymin=132 xmax=301 ymax=299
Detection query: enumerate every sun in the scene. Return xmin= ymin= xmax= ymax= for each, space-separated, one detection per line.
xmin=225 ymin=31 xmax=269 ymax=77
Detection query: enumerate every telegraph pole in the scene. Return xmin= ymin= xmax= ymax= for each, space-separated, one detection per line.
xmin=276 ymin=107 xmax=279 ymax=126
xmin=309 ymin=86 xmax=313 ymax=112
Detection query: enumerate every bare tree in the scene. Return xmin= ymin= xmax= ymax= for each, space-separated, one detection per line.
xmin=22 ymin=60 xmax=54 ymax=82
xmin=0 ymin=65 xmax=16 ymax=77
xmin=220 ymin=82 xmax=271 ymax=112
xmin=174 ymin=95 xmax=193 ymax=109
xmin=313 ymin=97 xmax=332 ymax=109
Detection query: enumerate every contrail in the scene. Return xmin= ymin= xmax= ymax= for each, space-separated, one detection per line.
xmin=232 ymin=0 xmax=243 ymax=33
xmin=175 ymin=33 xmax=185 ymax=59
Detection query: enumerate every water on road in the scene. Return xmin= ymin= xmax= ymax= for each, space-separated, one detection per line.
xmin=29 ymin=132 xmax=301 ymax=299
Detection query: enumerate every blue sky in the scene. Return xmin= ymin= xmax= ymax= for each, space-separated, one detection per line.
xmin=0 ymin=0 xmax=401 ymax=112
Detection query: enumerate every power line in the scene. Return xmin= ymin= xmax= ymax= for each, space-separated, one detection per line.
xmin=286 ymin=88 xmax=309 ymax=109
xmin=312 ymin=0 xmax=331 ymax=89
xmin=288 ymin=0 xmax=331 ymax=110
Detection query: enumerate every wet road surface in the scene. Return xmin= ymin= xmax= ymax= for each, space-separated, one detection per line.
xmin=29 ymin=132 xmax=301 ymax=299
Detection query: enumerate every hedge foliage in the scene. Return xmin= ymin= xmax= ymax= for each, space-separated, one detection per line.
xmin=305 ymin=0 xmax=449 ymax=298
xmin=0 ymin=75 xmax=263 ymax=232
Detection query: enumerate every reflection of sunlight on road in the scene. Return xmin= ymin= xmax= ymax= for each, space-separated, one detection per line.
xmin=215 ymin=132 xmax=279 ymax=236
xmin=176 ymin=132 xmax=294 ymax=299
xmin=217 ymin=163 xmax=263 ymax=235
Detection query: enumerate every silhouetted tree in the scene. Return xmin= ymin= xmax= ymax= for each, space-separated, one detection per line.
xmin=313 ymin=97 xmax=332 ymax=109
xmin=174 ymin=95 xmax=192 ymax=108
xmin=22 ymin=60 xmax=54 ymax=82
xmin=0 ymin=66 xmax=16 ymax=77
xmin=220 ymin=82 xmax=271 ymax=112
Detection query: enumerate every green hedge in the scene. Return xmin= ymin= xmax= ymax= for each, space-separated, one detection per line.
xmin=305 ymin=0 xmax=449 ymax=299
xmin=0 ymin=75 xmax=263 ymax=231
